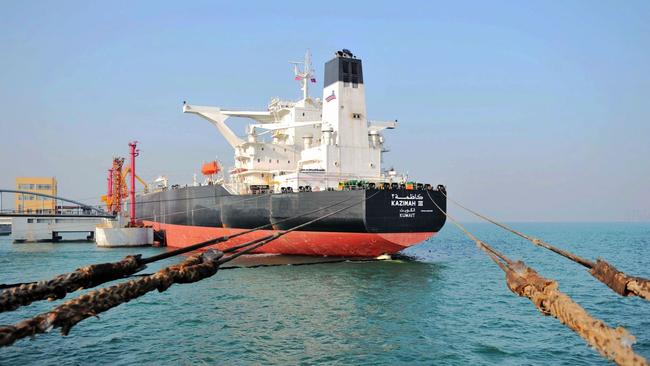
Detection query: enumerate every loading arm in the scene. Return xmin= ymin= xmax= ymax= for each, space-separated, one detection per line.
xmin=122 ymin=167 xmax=149 ymax=194
xmin=182 ymin=103 xmax=245 ymax=148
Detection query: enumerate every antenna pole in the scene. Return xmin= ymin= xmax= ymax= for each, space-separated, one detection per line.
xmin=128 ymin=141 xmax=139 ymax=226
xmin=291 ymin=49 xmax=314 ymax=101
xmin=303 ymin=50 xmax=310 ymax=100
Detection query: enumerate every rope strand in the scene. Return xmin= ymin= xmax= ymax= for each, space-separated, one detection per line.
xmin=426 ymin=190 xmax=648 ymax=366
xmin=0 ymin=192 xmax=378 ymax=346
xmin=425 ymin=191 xmax=513 ymax=267
xmin=441 ymin=191 xmax=650 ymax=301
xmin=0 ymin=194 xmax=364 ymax=310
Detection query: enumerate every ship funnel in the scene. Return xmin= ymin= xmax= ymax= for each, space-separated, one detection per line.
xmin=324 ymin=50 xmax=363 ymax=88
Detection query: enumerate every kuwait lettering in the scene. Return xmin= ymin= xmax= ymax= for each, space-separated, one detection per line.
xmin=391 ymin=193 xmax=424 ymax=218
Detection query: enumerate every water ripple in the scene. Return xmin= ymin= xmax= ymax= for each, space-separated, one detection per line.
xmin=1 ymin=222 xmax=649 ymax=365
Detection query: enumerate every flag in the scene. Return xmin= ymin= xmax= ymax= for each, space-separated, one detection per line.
xmin=294 ymin=75 xmax=303 ymax=81
xmin=310 ymin=78 xmax=316 ymax=83
xmin=326 ymin=90 xmax=336 ymax=102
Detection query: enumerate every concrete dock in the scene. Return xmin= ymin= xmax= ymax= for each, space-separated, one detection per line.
xmin=95 ymin=218 xmax=153 ymax=247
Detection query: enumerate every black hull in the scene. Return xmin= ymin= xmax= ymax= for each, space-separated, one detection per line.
xmin=137 ymin=186 xmax=446 ymax=234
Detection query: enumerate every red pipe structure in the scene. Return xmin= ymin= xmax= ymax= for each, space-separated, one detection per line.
xmin=128 ymin=141 xmax=139 ymax=226
xmin=107 ymin=168 xmax=113 ymax=206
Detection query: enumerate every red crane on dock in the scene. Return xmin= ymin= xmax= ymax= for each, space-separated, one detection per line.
xmin=101 ymin=141 xmax=147 ymax=224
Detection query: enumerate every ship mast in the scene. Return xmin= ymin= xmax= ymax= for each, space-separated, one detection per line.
xmin=290 ymin=49 xmax=315 ymax=101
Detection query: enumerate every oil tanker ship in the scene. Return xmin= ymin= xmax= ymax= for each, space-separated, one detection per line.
xmin=139 ymin=49 xmax=446 ymax=257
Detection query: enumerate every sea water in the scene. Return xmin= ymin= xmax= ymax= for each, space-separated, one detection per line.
xmin=0 ymin=222 xmax=649 ymax=365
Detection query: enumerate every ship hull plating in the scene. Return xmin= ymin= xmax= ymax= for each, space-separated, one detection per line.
xmin=139 ymin=185 xmax=446 ymax=257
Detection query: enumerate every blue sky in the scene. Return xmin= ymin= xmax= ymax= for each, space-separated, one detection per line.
xmin=1 ymin=1 xmax=648 ymax=221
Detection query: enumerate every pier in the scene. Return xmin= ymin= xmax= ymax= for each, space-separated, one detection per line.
xmin=10 ymin=216 xmax=105 ymax=242
xmin=0 ymin=189 xmax=114 ymax=243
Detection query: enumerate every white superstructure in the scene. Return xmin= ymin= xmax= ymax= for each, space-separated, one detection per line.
xmin=183 ymin=49 xmax=406 ymax=194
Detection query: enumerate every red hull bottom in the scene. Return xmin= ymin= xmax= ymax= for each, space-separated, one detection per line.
xmin=145 ymin=221 xmax=436 ymax=257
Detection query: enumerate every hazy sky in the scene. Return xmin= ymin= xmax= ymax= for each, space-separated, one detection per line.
xmin=1 ymin=1 xmax=648 ymax=221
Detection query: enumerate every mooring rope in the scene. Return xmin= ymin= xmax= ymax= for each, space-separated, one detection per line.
xmin=0 ymin=192 xmax=378 ymax=346
xmin=0 ymin=250 xmax=223 ymax=347
xmin=0 ymin=194 xmax=362 ymax=312
xmin=426 ymin=191 xmax=648 ymax=366
xmin=440 ymin=191 xmax=650 ymax=302
xmin=0 ymin=256 xmax=144 ymax=313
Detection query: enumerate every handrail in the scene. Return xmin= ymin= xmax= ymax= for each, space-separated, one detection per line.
xmin=0 ymin=189 xmax=114 ymax=217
